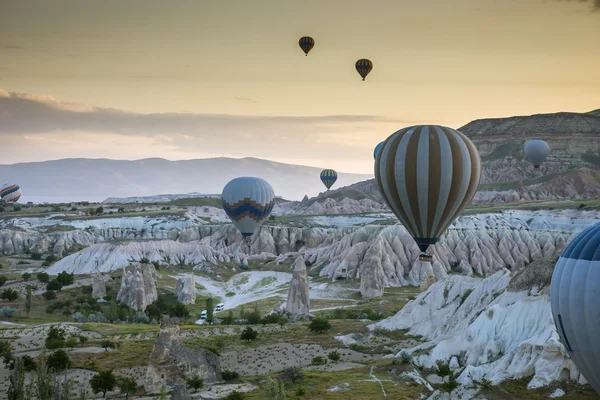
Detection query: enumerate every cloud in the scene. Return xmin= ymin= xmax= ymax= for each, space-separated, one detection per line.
xmin=234 ymin=96 xmax=259 ymax=103
xmin=0 ymin=88 xmax=415 ymax=172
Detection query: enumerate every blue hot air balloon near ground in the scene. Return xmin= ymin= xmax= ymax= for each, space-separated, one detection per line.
xmin=0 ymin=183 xmax=22 ymax=203
xmin=550 ymin=222 xmax=600 ymax=394
xmin=374 ymin=142 xmax=384 ymax=159
xmin=320 ymin=169 xmax=338 ymax=190
xmin=221 ymin=177 xmax=275 ymax=240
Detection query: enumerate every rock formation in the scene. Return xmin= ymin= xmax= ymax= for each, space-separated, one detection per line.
xmin=285 ymin=256 xmax=310 ymax=315
xmin=174 ymin=274 xmax=196 ymax=305
xmin=145 ymin=320 xmax=221 ymax=393
xmin=359 ymin=240 xmax=387 ymax=298
xmin=116 ymin=263 xmax=159 ymax=311
xmin=369 ymin=261 xmax=585 ymax=390
xmin=91 ymin=274 xmax=106 ymax=299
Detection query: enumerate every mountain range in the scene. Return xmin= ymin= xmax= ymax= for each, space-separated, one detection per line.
xmin=3 ymin=108 xmax=600 ymax=204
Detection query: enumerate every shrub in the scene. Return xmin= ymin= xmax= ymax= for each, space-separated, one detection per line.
xmin=295 ymin=387 xmax=306 ymax=396
xmin=21 ymin=273 xmax=31 ymax=281
xmin=327 ymin=350 xmax=341 ymax=362
xmin=224 ymin=392 xmax=245 ymax=400
xmin=56 ymin=271 xmax=73 ymax=286
xmin=43 ymin=291 xmax=57 ymax=301
xmin=308 ymin=317 xmax=331 ymax=333
xmin=0 ymin=306 xmax=16 ymax=318
xmin=0 ymin=276 xmax=7 ymax=287
xmin=46 ymin=280 xmax=63 ymax=292
xmin=0 ymin=289 xmax=18 ymax=302
xmin=47 ymin=350 xmax=71 ymax=372
xmin=279 ymin=366 xmax=303 ymax=383
xmin=399 ymin=351 xmax=413 ymax=364
xmin=311 ymin=356 xmax=327 ymax=365
xmin=30 ymin=252 xmax=42 ymax=260
xmin=222 ymin=370 xmax=240 ymax=382
xmin=246 ymin=311 xmax=261 ymax=325
xmin=186 ymin=375 xmax=204 ymax=392
xmin=37 ymin=272 xmax=50 ymax=283
xmin=240 ymin=326 xmax=258 ymax=341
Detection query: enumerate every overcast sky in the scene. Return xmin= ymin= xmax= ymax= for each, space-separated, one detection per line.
xmin=1 ymin=0 xmax=599 ymax=173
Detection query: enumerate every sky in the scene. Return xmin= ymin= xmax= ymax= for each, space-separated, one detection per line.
xmin=1 ymin=0 xmax=599 ymax=174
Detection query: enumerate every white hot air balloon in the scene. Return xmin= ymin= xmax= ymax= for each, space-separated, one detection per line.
xmin=524 ymin=139 xmax=550 ymax=168
xmin=550 ymin=222 xmax=600 ymax=394
xmin=221 ymin=177 xmax=275 ymax=240
xmin=0 ymin=183 xmax=22 ymax=203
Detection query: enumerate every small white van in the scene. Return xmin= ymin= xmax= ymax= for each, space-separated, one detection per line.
xmin=200 ymin=310 xmax=207 ymax=319
xmin=214 ymin=303 xmax=225 ymax=312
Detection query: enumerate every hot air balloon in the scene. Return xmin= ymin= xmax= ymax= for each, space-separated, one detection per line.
xmin=355 ymin=59 xmax=373 ymax=81
xmin=374 ymin=141 xmax=384 ymax=159
xmin=221 ymin=177 xmax=275 ymax=240
xmin=375 ymin=125 xmax=481 ymax=261
xmin=524 ymin=139 xmax=550 ymax=168
xmin=550 ymin=222 xmax=600 ymax=394
xmin=0 ymin=183 xmax=22 ymax=204
xmin=320 ymin=169 xmax=338 ymax=190
xmin=299 ymin=36 xmax=315 ymax=56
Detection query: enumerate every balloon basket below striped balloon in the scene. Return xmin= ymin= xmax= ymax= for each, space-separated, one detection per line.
xmin=419 ymin=253 xmax=433 ymax=262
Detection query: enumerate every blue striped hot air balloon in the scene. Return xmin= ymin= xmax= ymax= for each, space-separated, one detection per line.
xmin=374 ymin=141 xmax=384 ymax=159
xmin=320 ymin=169 xmax=338 ymax=190
xmin=550 ymin=222 xmax=600 ymax=394
xmin=221 ymin=177 xmax=275 ymax=239
xmin=0 ymin=183 xmax=22 ymax=204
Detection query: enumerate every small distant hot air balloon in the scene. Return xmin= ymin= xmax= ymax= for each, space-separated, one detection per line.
xmin=355 ymin=59 xmax=373 ymax=81
xmin=320 ymin=169 xmax=338 ymax=190
xmin=299 ymin=36 xmax=315 ymax=56
xmin=0 ymin=183 xmax=22 ymax=204
xmin=551 ymin=222 xmax=600 ymax=394
xmin=524 ymin=140 xmax=550 ymax=168
xmin=221 ymin=177 xmax=275 ymax=240
xmin=374 ymin=141 xmax=384 ymax=159
xmin=375 ymin=125 xmax=481 ymax=261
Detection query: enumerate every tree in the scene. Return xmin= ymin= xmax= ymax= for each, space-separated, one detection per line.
xmin=90 ymin=370 xmax=117 ymax=398
xmin=45 ymin=325 xmax=66 ymax=349
xmin=186 ymin=375 xmax=204 ymax=392
xmin=240 ymin=326 xmax=258 ymax=342
xmin=169 ymin=303 xmax=189 ymax=320
xmin=0 ymin=340 xmax=12 ymax=358
xmin=1 ymin=306 xmax=16 ymax=318
xmin=56 ymin=271 xmax=73 ymax=286
xmin=7 ymin=356 xmax=25 ymax=400
xmin=31 ymin=252 xmax=42 ymax=260
xmin=21 ymin=355 xmax=37 ymax=372
xmin=279 ymin=367 xmax=303 ymax=384
xmin=37 ymin=272 xmax=50 ymax=283
xmin=25 ymin=286 xmax=32 ymax=317
xmin=21 ymin=273 xmax=31 ymax=281
xmin=65 ymin=337 xmax=78 ymax=350
xmin=47 ymin=350 xmax=70 ymax=372
xmin=265 ymin=377 xmax=287 ymax=400
xmin=34 ymin=353 xmax=53 ymax=400
xmin=78 ymin=335 xmax=88 ymax=347
xmin=328 ymin=350 xmax=341 ymax=362
xmin=100 ymin=340 xmax=116 ymax=352
xmin=222 ymin=310 xmax=234 ymax=325
xmin=1 ymin=289 xmax=19 ymax=302
xmin=117 ymin=376 xmax=139 ymax=399
xmin=206 ymin=297 xmax=214 ymax=324
xmin=0 ymin=276 xmax=7 ymax=287
xmin=46 ymin=280 xmax=63 ymax=292
xmin=224 ymin=392 xmax=246 ymax=400
xmin=308 ymin=317 xmax=331 ymax=333
xmin=43 ymin=290 xmax=57 ymax=301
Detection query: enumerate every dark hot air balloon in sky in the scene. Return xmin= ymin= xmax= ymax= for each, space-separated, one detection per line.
xmin=298 ymin=36 xmax=315 ymax=56
xmin=355 ymin=59 xmax=373 ymax=81
xmin=320 ymin=169 xmax=338 ymax=190
xmin=550 ymin=222 xmax=600 ymax=394
xmin=375 ymin=125 xmax=481 ymax=261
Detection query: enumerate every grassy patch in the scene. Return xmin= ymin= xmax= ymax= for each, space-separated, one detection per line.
xmin=81 ymin=323 xmax=160 ymax=336
xmin=481 ymin=377 xmax=600 ymax=399
xmin=70 ymin=339 xmax=154 ymax=370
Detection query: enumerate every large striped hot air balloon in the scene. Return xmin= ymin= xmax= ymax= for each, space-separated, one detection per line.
xmin=375 ymin=125 xmax=481 ymax=261
xmin=320 ymin=169 xmax=338 ymax=190
xmin=221 ymin=177 xmax=275 ymax=240
xmin=550 ymin=222 xmax=600 ymax=394
xmin=355 ymin=59 xmax=373 ymax=81
xmin=0 ymin=183 xmax=22 ymax=204
xmin=524 ymin=139 xmax=550 ymax=168
xmin=298 ymin=36 xmax=315 ymax=56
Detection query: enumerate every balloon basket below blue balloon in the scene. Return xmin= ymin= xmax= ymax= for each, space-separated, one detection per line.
xmin=419 ymin=253 xmax=433 ymax=262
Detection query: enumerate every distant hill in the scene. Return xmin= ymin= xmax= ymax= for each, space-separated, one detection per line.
xmin=0 ymin=157 xmax=372 ymax=202
xmin=304 ymin=108 xmax=600 ymax=206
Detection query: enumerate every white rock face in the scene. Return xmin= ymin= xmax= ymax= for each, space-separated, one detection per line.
xmin=285 ymin=256 xmax=310 ymax=315
xmin=116 ymin=263 xmax=159 ymax=311
xmin=175 ymin=274 xmax=197 ymax=305
xmin=46 ymin=240 xmax=231 ymax=274
xmin=369 ymin=266 xmax=583 ymax=389
xmin=359 ymin=240 xmax=387 ymax=298
xmin=91 ymin=274 xmax=107 ymax=299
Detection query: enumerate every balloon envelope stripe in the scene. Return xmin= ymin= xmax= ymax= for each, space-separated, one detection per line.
xmin=0 ymin=185 xmax=19 ymax=197
xmin=222 ymin=200 xmax=274 ymax=221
